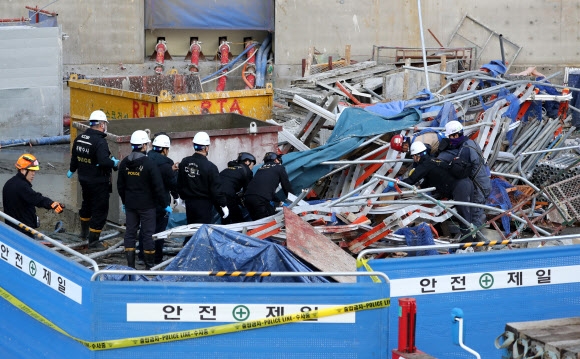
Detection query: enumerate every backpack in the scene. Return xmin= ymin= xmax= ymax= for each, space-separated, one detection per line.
xmin=449 ymin=146 xmax=473 ymax=179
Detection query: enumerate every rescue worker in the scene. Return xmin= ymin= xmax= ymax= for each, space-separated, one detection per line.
xmin=219 ymin=152 xmax=256 ymax=224
xmin=2 ymin=154 xmax=65 ymax=238
xmin=177 ymin=131 xmax=228 ymax=246
xmin=390 ymin=131 xmax=443 ymax=156
xmin=68 ymin=110 xmax=119 ymax=249
xmin=387 ymin=142 xmax=473 ymax=238
xmin=440 ymin=121 xmax=492 ymax=233
xmin=136 ymin=133 xmax=179 ymax=264
xmin=117 ymin=130 xmax=170 ymax=269
xmin=244 ymin=152 xmax=293 ymax=221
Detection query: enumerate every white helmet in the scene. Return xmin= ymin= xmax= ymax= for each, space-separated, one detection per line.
xmin=152 ymin=134 xmax=171 ymax=148
xmin=89 ymin=110 xmax=108 ymax=123
xmin=410 ymin=141 xmax=427 ymax=155
xmin=130 ymin=130 xmax=151 ymax=145
xmin=193 ymin=131 xmax=210 ymax=146
xmin=445 ymin=121 xmax=463 ymax=136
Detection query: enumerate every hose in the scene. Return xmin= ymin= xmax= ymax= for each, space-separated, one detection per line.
xmin=200 ymin=42 xmax=259 ymax=82
xmin=255 ymin=34 xmax=271 ymax=87
xmin=257 ymin=42 xmax=271 ymax=87
xmin=0 ymin=135 xmax=70 ymax=148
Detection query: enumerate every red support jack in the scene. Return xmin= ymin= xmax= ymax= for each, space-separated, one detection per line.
xmin=243 ymin=38 xmax=257 ymax=89
xmin=154 ymin=40 xmax=167 ymax=75
xmin=392 ymin=298 xmax=437 ymax=359
xmin=188 ymin=38 xmax=202 ymax=73
xmin=216 ymin=40 xmax=230 ymax=92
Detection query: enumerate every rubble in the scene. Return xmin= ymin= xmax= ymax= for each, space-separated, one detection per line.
xmin=3 ymin=46 xmax=580 ymax=274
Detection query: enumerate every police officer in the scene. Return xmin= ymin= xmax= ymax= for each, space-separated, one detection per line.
xmin=68 ymin=110 xmax=119 ymax=249
xmin=441 ymin=121 xmax=492 ymax=233
xmin=117 ymin=130 xmax=171 ymax=269
xmin=244 ymin=152 xmax=293 ymax=221
xmin=177 ymin=131 xmax=228 ymax=246
xmin=387 ymin=142 xmax=473 ymax=237
xmin=219 ymin=152 xmax=256 ymax=224
xmin=136 ymin=133 xmax=179 ymax=264
xmin=3 ymin=154 xmax=65 ymax=238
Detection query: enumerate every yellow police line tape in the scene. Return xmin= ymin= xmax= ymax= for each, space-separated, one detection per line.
xmin=0 ymin=285 xmax=390 ymax=351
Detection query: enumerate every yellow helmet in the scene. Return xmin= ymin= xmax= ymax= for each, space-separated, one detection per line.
xmin=15 ymin=154 xmax=40 ymax=171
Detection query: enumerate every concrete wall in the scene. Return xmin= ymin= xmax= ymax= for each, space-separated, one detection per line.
xmin=0 ymin=26 xmax=63 ymax=141
xmin=0 ymin=0 xmax=143 ymax=64
xmin=273 ymin=0 xmax=580 ymax=84
xmin=1 ymin=0 xmax=579 ymax=76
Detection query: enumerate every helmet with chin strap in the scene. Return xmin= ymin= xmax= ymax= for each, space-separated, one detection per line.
xmin=410 ymin=141 xmax=427 ymax=156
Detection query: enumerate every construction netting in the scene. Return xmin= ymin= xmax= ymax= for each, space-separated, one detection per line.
xmin=486 ymin=178 xmax=521 ymax=234
xmin=395 ymin=223 xmax=439 ymax=256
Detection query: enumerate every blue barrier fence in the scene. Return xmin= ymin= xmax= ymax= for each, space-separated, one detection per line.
xmin=368 ymin=246 xmax=580 ymax=358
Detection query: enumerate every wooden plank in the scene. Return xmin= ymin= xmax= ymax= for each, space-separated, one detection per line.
xmin=317 ymin=64 xmax=396 ymax=86
xmin=304 ymin=46 xmax=314 ymax=77
xmin=345 ymin=44 xmax=351 ymax=65
xmin=293 ymin=61 xmax=378 ymax=84
xmin=283 ymin=208 xmax=356 ymax=283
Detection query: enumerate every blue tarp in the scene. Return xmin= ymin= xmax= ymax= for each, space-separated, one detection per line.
xmin=157 ymin=225 xmax=329 ymax=283
xmin=145 ymin=0 xmax=275 ymax=30
xmin=282 ymin=107 xmax=421 ymax=193
xmin=364 ymin=89 xmax=442 ymax=118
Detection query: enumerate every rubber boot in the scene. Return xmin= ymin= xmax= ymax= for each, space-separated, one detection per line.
xmin=87 ymin=230 xmax=105 ymax=250
xmin=144 ymin=250 xmax=155 ymax=270
xmin=154 ymin=239 xmax=164 ymax=264
xmin=79 ymin=220 xmax=90 ymax=240
xmin=125 ymin=249 xmax=136 ymax=269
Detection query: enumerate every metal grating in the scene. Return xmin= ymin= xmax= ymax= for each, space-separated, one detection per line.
xmin=545 ymin=173 xmax=580 ymax=222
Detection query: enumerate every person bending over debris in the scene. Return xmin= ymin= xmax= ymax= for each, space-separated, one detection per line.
xmin=439 ymin=121 xmax=491 ymax=234
xmin=244 ymin=152 xmax=293 ymax=221
xmin=2 ymin=154 xmax=65 ymax=238
xmin=136 ymin=133 xmax=179 ymax=265
xmin=219 ymin=152 xmax=256 ymax=224
xmin=68 ymin=110 xmax=119 ymax=249
xmin=177 ymin=131 xmax=228 ymax=246
xmin=390 ymin=129 xmax=444 ymax=156
xmin=117 ymin=130 xmax=170 ymax=269
xmin=386 ymin=142 xmax=474 ymax=239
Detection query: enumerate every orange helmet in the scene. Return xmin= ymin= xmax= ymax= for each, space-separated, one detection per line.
xmin=390 ymin=134 xmax=406 ymax=152
xmin=15 ymin=154 xmax=40 ymax=171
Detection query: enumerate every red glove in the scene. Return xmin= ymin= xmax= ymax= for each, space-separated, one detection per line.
xmin=51 ymin=202 xmax=64 ymax=214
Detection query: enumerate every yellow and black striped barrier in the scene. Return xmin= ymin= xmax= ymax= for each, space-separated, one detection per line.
xmin=459 ymin=239 xmax=512 ymax=248
xmin=0 ymin=284 xmax=390 ymax=351
xmin=208 ymin=271 xmax=272 ymax=277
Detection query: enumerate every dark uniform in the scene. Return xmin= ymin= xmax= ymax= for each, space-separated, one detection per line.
xmin=69 ymin=127 xmax=116 ymax=234
xmin=439 ymin=136 xmax=491 ymax=230
xmin=219 ymin=160 xmax=253 ymax=224
xmin=2 ymin=173 xmax=55 ymax=237
xmin=244 ymin=161 xmax=293 ymax=221
xmin=178 ymin=153 xmax=227 ymax=243
xmin=137 ymin=149 xmax=178 ymax=263
xmin=402 ymin=153 xmax=474 ymax=234
xmin=118 ymin=151 xmax=167 ymax=267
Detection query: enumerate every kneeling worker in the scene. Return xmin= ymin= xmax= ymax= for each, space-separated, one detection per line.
xmin=219 ymin=152 xmax=256 ymax=224
xmin=117 ymin=130 xmax=170 ymax=269
xmin=244 ymin=152 xmax=293 ymax=221
xmin=2 ymin=154 xmax=65 ymax=238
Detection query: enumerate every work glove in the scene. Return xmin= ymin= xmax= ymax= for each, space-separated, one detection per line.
xmin=221 ymin=206 xmax=229 ymax=219
xmin=122 ymin=204 xmax=126 ymax=213
xmin=66 ymin=170 xmax=74 ymax=178
xmin=51 ymin=202 xmax=64 ymax=214
xmin=111 ymin=156 xmax=120 ymax=167
xmin=164 ymin=205 xmax=173 ymax=214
